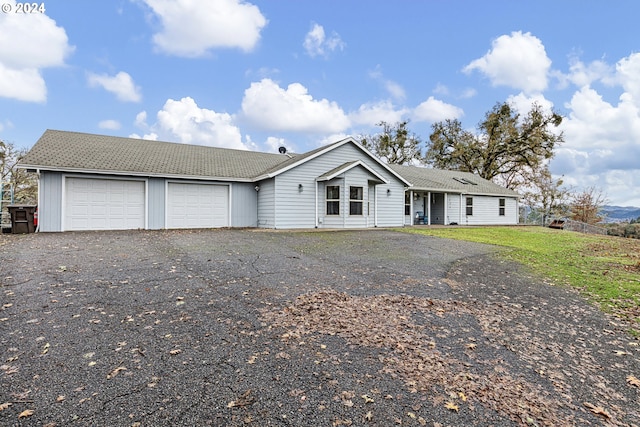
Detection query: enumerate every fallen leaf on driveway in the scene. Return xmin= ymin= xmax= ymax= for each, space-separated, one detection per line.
xmin=18 ymin=409 xmax=34 ymax=418
xmin=107 ymin=366 xmax=126 ymax=379
xmin=361 ymin=394 xmax=374 ymax=403
xmin=0 ymin=402 xmax=12 ymax=411
xmin=583 ymin=402 xmax=611 ymax=419
xmin=227 ymin=389 xmax=254 ymax=408
xmin=627 ymin=375 xmax=640 ymax=388
xmin=445 ymin=401 xmax=459 ymax=412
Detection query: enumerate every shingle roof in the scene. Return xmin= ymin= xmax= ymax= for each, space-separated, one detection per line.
xmin=19 ymin=129 xmax=291 ymax=181
xmin=19 ymin=130 xmax=518 ymax=198
xmin=389 ymin=164 xmax=519 ymax=197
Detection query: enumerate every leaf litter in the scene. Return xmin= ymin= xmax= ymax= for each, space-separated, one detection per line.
xmin=262 ymin=289 xmax=638 ymax=426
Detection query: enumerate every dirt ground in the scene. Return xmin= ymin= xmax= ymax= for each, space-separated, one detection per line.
xmin=1 ymin=229 xmax=639 ymax=426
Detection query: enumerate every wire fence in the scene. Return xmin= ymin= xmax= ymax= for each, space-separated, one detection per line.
xmin=519 ymin=207 xmax=608 ymax=236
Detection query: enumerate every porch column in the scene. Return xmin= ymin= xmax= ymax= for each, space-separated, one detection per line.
xmin=374 ymin=186 xmax=378 ymax=227
xmin=315 ymin=181 xmax=319 ymax=228
xmin=410 ymin=190 xmax=414 ymax=225
xmin=444 ymin=193 xmax=448 ymax=225
xmin=427 ymin=192 xmax=431 ymax=226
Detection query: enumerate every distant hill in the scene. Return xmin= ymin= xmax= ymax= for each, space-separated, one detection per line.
xmin=600 ymin=205 xmax=640 ymax=223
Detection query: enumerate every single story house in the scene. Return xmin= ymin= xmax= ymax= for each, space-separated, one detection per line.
xmin=17 ymin=130 xmax=519 ymax=232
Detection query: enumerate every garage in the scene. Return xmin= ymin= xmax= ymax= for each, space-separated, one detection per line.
xmin=166 ymin=182 xmax=229 ymax=229
xmin=64 ymin=178 xmax=146 ymax=231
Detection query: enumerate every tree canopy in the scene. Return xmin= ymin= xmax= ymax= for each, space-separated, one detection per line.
xmin=425 ymin=102 xmax=564 ymax=189
xmin=520 ymin=166 xmax=571 ymax=222
xmin=1 ymin=140 xmax=37 ymax=203
xmin=570 ymin=186 xmax=607 ymax=225
xmin=358 ymin=121 xmax=423 ymax=165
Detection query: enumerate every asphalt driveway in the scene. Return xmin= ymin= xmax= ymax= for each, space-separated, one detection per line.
xmin=1 ymin=229 xmax=639 ymax=426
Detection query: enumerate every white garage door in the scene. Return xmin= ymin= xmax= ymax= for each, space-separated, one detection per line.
xmin=167 ymin=182 xmax=229 ymax=229
xmin=65 ymin=178 xmax=146 ymax=231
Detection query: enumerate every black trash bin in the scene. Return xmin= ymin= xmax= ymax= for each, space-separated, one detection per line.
xmin=8 ymin=205 xmax=37 ymax=234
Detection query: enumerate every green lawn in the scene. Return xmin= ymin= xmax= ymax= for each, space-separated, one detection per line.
xmin=398 ymin=226 xmax=640 ymax=333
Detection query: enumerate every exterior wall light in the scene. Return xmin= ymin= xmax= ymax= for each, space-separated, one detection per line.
xmin=387 ymin=188 xmax=391 ymax=196
xmin=255 ymin=185 xmax=260 ymax=192
xmin=298 ymin=184 xmax=303 ymax=192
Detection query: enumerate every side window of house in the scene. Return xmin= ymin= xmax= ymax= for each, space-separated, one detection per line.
xmin=466 ymin=197 xmax=473 ymax=216
xmin=499 ymin=198 xmax=505 ymax=216
xmin=404 ymin=192 xmax=410 ymax=215
xmin=349 ymin=186 xmax=363 ymax=215
xmin=326 ymin=185 xmax=340 ymax=215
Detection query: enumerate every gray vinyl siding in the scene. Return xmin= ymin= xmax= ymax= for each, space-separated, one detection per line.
xmin=274 ymin=142 xmax=405 ymax=229
xmin=447 ymin=194 xmax=461 ymax=225
xmin=230 ymin=182 xmax=258 ymax=227
xmin=39 ymin=171 xmax=63 ymax=232
xmin=274 ymin=172 xmax=317 ymax=229
xmin=147 ymin=178 xmax=164 ymax=229
xmin=461 ymin=195 xmax=518 ymax=225
xmin=257 ymin=179 xmax=275 ymax=228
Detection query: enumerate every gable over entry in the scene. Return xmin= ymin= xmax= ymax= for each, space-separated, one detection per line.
xmin=316 ymin=160 xmax=389 ymax=228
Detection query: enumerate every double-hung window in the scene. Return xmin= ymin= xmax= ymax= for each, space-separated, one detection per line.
xmin=466 ymin=197 xmax=473 ymax=216
xmin=499 ymin=198 xmax=505 ymax=216
xmin=349 ymin=186 xmax=363 ymax=215
xmin=326 ymin=186 xmax=340 ymax=215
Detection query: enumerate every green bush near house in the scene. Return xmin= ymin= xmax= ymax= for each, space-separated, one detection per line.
xmin=398 ymin=226 xmax=640 ymax=334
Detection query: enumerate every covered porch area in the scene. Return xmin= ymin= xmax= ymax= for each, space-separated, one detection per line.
xmin=404 ymin=189 xmax=454 ymax=226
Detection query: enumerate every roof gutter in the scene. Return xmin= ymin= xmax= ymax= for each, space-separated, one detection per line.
xmin=17 ymin=165 xmax=257 ymax=183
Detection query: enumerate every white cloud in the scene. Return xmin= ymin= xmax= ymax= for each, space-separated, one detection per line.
xmin=130 ymin=132 xmax=159 ymax=141
xmin=303 ymin=23 xmax=345 ymax=58
xmin=87 ymin=71 xmax=142 ymax=102
xmin=139 ymin=0 xmax=267 ymax=57
xmin=412 ymin=97 xmax=464 ymax=123
xmin=463 ymin=31 xmax=551 ymax=94
xmin=369 ymin=66 xmax=405 ymax=101
xmin=98 ymin=119 xmax=121 ymax=130
xmin=564 ymin=55 xmax=613 ymax=88
xmin=616 ymin=52 xmax=640 ymax=108
xmin=144 ymin=97 xmax=250 ymax=149
xmin=551 ymin=84 xmax=640 ymax=205
xmin=241 ymin=78 xmax=350 ymax=133
xmin=0 ymin=2 xmax=73 ymax=102
xmin=506 ymin=93 xmax=555 ymax=117
xmin=349 ymin=101 xmax=408 ymax=127
xmin=134 ymin=111 xmax=148 ymax=128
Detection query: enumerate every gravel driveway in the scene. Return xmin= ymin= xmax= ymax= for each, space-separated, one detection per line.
xmin=1 ymin=229 xmax=639 ymax=426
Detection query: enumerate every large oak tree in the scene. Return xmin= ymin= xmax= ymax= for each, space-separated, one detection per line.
xmin=358 ymin=121 xmax=423 ymax=165
xmin=425 ymin=102 xmax=564 ymax=189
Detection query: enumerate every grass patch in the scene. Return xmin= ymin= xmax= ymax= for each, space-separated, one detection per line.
xmin=398 ymin=226 xmax=640 ymax=333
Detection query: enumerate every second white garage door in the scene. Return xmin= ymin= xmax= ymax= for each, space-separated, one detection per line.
xmin=167 ymin=182 xmax=229 ymax=229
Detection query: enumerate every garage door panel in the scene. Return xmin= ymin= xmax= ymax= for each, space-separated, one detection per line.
xmin=167 ymin=183 xmax=229 ymax=229
xmin=65 ymin=178 xmax=145 ymax=231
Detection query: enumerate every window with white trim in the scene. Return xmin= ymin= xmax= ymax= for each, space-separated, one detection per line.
xmin=349 ymin=186 xmax=363 ymax=215
xmin=326 ymin=185 xmax=340 ymax=215
xmin=466 ymin=197 xmax=473 ymax=216
xmin=499 ymin=198 xmax=506 ymax=216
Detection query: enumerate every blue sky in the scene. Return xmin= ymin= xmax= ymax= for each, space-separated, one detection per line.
xmin=1 ymin=0 xmax=640 ymax=206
